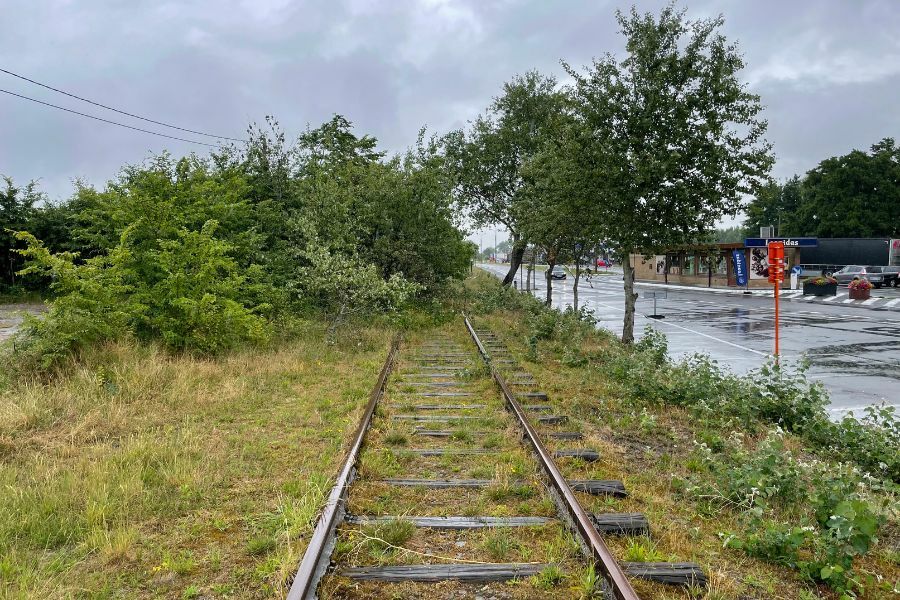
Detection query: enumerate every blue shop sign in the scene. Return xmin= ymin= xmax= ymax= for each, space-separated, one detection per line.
xmin=744 ymin=237 xmax=818 ymax=248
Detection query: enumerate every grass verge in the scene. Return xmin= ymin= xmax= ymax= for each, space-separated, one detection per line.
xmin=0 ymin=321 xmax=392 ymax=598
xmin=467 ymin=271 xmax=899 ymax=599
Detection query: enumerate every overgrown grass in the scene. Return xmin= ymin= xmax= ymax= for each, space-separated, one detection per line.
xmin=0 ymin=320 xmax=393 ymax=598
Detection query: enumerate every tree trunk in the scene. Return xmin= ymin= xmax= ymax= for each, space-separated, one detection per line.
xmin=573 ymin=261 xmax=581 ymax=311
xmin=502 ymin=234 xmax=525 ymax=286
xmin=545 ymin=260 xmax=554 ymax=306
xmin=525 ymin=255 xmax=532 ymax=292
xmin=622 ymin=253 xmax=638 ymax=344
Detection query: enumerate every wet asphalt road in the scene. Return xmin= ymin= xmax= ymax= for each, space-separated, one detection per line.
xmin=479 ymin=264 xmax=899 ymax=417
xmin=0 ymin=303 xmax=45 ymax=343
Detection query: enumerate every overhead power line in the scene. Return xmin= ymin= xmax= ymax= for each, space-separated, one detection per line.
xmin=0 ymin=87 xmax=219 ymax=147
xmin=1 ymin=67 xmax=246 ymax=142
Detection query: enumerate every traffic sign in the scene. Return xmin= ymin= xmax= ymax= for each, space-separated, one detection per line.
xmin=767 ymin=242 xmax=785 ymax=284
xmin=643 ymin=291 xmax=666 ymax=319
xmin=791 ymin=265 xmax=802 ymax=275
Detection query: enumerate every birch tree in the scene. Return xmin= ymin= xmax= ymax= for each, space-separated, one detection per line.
xmin=444 ymin=71 xmax=563 ymax=286
xmin=566 ymin=5 xmax=772 ymax=342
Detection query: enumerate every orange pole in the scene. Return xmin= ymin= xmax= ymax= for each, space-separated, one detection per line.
xmin=774 ymin=279 xmax=779 ymax=359
xmin=768 ymin=241 xmax=784 ymax=361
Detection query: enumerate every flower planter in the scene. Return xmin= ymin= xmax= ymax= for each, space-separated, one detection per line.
xmin=849 ymin=288 xmax=871 ymax=300
xmin=803 ymin=282 xmax=837 ymax=296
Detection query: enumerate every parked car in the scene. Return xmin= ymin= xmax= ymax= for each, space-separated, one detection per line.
xmin=596 ymin=258 xmax=611 ymax=268
xmin=550 ymin=265 xmax=567 ymax=280
xmin=879 ymin=265 xmax=900 ymax=287
xmin=832 ymin=265 xmax=884 ymax=288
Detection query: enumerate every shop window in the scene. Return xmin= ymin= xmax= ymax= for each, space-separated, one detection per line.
xmin=715 ymin=254 xmax=728 ymax=275
xmin=667 ymin=254 xmax=681 ymax=275
xmin=698 ymin=256 xmax=710 ymax=274
xmin=684 ymin=254 xmax=696 ymax=275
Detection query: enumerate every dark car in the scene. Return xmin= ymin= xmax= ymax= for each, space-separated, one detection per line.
xmin=550 ymin=265 xmax=567 ymax=280
xmin=879 ymin=266 xmax=900 ymax=287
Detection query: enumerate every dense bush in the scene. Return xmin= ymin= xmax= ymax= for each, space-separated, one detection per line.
xmin=2 ymin=116 xmax=474 ymax=371
xmin=12 ymin=221 xmax=270 ymax=369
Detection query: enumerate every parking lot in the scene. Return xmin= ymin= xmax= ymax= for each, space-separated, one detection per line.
xmin=480 ymin=264 xmax=900 ymax=418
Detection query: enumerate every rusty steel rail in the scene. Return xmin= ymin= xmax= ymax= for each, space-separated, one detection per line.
xmin=286 ymin=335 xmax=401 ymax=600
xmin=463 ymin=316 xmax=640 ymax=600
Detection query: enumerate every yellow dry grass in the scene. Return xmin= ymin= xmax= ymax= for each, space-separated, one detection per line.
xmin=0 ymin=321 xmax=392 ymax=598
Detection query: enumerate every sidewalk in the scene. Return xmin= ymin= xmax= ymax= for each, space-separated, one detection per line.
xmin=631 ymin=279 xmax=900 ymax=312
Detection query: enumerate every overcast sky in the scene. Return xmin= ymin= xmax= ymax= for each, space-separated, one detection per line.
xmin=3 ymin=0 xmax=899 ymax=240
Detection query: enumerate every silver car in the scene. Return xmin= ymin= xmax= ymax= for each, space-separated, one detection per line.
xmin=832 ymin=265 xmax=884 ymax=288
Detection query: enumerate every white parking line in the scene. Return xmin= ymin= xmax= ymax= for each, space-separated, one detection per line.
xmin=586 ymin=298 xmax=770 ymax=357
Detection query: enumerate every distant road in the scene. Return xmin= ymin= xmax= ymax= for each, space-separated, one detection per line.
xmin=0 ymin=302 xmax=44 ymax=342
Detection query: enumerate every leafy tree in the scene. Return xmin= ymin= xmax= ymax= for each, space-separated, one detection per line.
xmin=798 ymin=138 xmax=900 ymax=237
xmin=565 ymin=5 xmax=772 ymax=342
xmin=1 ymin=177 xmax=41 ymax=290
xmin=743 ymin=175 xmax=802 ymax=237
xmin=714 ymin=226 xmax=746 ymax=243
xmin=6 ymin=115 xmax=475 ymax=371
xmin=359 ymin=133 xmax=474 ymax=291
xmin=444 ymin=71 xmax=564 ymax=286
xmin=520 ymin=112 xmax=601 ymax=308
xmin=479 ymin=246 xmax=496 ymax=261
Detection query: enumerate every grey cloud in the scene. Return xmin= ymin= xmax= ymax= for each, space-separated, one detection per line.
xmin=1 ymin=0 xmax=898 ymax=208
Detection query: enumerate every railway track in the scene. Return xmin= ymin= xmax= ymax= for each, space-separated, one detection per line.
xmin=287 ymin=317 xmax=706 ymax=599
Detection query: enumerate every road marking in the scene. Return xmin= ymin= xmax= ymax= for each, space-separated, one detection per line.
xmin=842 ymin=298 xmax=856 ymax=304
xmin=884 ymin=299 xmax=900 ymax=308
xmin=862 ymin=298 xmax=880 ymax=305
xmin=585 ymin=298 xmax=770 ymax=357
xmin=654 ymin=320 xmax=770 ymax=356
xmin=822 ymin=294 xmax=845 ymax=302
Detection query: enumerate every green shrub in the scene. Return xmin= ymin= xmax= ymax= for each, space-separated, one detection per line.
xmin=695 ymin=433 xmax=892 ymax=596
xmin=804 ymin=404 xmax=900 ymax=483
xmin=10 ymin=222 xmax=270 ymax=371
xmin=596 ymin=333 xmax=897 ymax=483
xmin=689 ymin=431 xmax=805 ymax=513
xmin=746 ymin=360 xmax=829 ymax=433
